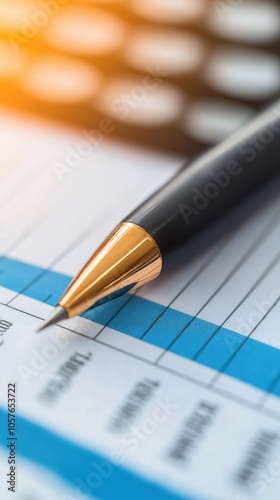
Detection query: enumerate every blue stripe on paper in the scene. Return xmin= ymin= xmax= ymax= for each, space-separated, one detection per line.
xmin=0 ymin=408 xmax=196 ymax=500
xmin=1 ymin=256 xmax=280 ymax=395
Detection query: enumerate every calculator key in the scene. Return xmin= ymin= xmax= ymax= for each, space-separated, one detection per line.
xmin=130 ymin=0 xmax=206 ymax=25
xmin=82 ymin=0 xmax=123 ymax=3
xmin=204 ymin=49 xmax=280 ymax=99
xmin=184 ymin=99 xmax=253 ymax=144
xmin=0 ymin=0 xmax=35 ymax=32
xmin=124 ymin=29 xmax=205 ymax=76
xmin=43 ymin=7 xmax=126 ymax=56
xmin=0 ymin=41 xmax=26 ymax=78
xmin=20 ymin=56 xmax=101 ymax=103
xmin=97 ymin=76 xmax=185 ymax=126
xmin=207 ymin=0 xmax=280 ymax=44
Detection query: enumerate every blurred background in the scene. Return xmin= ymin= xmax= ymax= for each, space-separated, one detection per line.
xmin=0 ymin=0 xmax=279 ymax=156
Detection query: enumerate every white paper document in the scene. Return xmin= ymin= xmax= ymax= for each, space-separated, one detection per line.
xmin=1 ymin=112 xmax=280 ymax=500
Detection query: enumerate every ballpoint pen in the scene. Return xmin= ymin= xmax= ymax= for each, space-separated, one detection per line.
xmin=38 ymin=99 xmax=280 ymax=332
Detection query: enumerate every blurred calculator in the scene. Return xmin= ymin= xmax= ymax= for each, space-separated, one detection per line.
xmin=0 ymin=0 xmax=279 ymax=155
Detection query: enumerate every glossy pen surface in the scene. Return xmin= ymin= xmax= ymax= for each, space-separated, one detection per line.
xmin=39 ymin=100 xmax=280 ymax=329
xmin=126 ymin=99 xmax=280 ymax=267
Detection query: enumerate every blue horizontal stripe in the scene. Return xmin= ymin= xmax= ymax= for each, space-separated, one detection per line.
xmin=170 ymin=318 xmax=218 ymax=359
xmin=271 ymin=378 xmax=280 ymax=397
xmin=224 ymin=339 xmax=280 ymax=390
xmin=196 ymin=328 xmax=245 ymax=371
xmin=143 ymin=308 xmax=193 ymax=349
xmin=1 ymin=256 xmax=280 ymax=396
xmin=0 ymin=408 xmax=195 ymax=500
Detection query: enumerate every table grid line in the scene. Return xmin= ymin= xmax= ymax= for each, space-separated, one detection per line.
xmin=155 ymin=209 xmax=280 ymax=365
xmin=139 ymin=239 xmax=225 ymax=340
xmin=2 ymin=296 xmax=280 ymax=422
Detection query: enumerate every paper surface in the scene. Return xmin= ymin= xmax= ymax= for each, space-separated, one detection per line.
xmin=1 ymin=111 xmax=280 ymax=500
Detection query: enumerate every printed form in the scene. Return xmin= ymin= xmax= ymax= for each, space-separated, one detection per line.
xmin=1 ymin=111 xmax=280 ymax=500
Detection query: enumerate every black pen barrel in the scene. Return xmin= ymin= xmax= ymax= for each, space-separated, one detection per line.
xmin=125 ymin=100 xmax=280 ymax=268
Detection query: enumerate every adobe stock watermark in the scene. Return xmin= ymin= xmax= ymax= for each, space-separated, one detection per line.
xmin=61 ymin=458 xmax=114 ymax=500
xmin=51 ymin=118 xmax=115 ymax=183
xmin=61 ymin=396 xmax=179 ymax=500
xmin=236 ymin=289 xmax=280 ymax=336
xmin=179 ymin=159 xmax=241 ymax=225
xmin=236 ymin=453 xmax=280 ymax=499
xmin=52 ymin=63 xmax=169 ymax=183
xmin=235 ymin=430 xmax=280 ymax=500
xmin=120 ymin=396 xmax=179 ymax=453
xmin=214 ymin=0 xmax=244 ymax=21
xmin=8 ymin=0 xmax=70 ymax=53
xmin=17 ymin=328 xmax=70 ymax=386
xmin=179 ymin=105 xmax=280 ymax=226
xmin=108 ymin=63 xmax=169 ymax=122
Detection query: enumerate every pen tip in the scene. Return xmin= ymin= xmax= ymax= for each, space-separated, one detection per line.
xmin=37 ymin=306 xmax=68 ymax=333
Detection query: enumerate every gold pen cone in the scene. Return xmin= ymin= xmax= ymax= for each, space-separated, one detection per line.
xmin=58 ymin=222 xmax=162 ymax=318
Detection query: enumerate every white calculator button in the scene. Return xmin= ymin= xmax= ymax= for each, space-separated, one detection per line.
xmin=20 ymin=56 xmax=101 ymax=103
xmin=0 ymin=0 xmax=36 ymax=32
xmin=207 ymin=0 xmax=280 ymax=44
xmin=83 ymin=0 xmax=123 ymax=3
xmin=0 ymin=41 xmax=26 ymax=79
xmin=184 ymin=99 xmax=253 ymax=144
xmin=205 ymin=49 xmax=280 ymax=99
xmin=124 ymin=29 xmax=205 ymax=76
xmin=130 ymin=0 xmax=206 ymax=25
xmin=43 ymin=7 xmax=126 ymax=56
xmin=97 ymin=76 xmax=185 ymax=126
